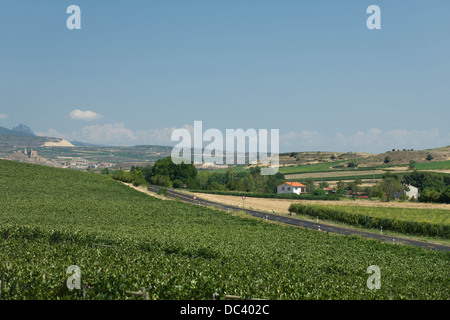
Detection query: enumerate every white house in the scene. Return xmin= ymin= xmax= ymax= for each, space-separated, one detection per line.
xmin=277 ymin=182 xmax=307 ymax=195
xmin=405 ymin=185 xmax=419 ymax=200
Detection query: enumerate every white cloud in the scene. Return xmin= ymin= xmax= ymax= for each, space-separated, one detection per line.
xmin=35 ymin=123 xmax=192 ymax=146
xmin=71 ymin=123 xmax=137 ymax=145
xmin=35 ymin=128 xmax=66 ymax=138
xmin=280 ymin=130 xmax=325 ymax=150
xmin=35 ymin=123 xmax=450 ymax=153
xmin=69 ymin=109 xmax=102 ymax=122
xmin=0 ymin=114 xmax=8 ymax=120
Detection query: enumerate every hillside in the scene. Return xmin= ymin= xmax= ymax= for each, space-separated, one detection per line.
xmin=0 ymin=159 xmax=448 ymax=300
xmin=0 ymin=134 xmax=62 ymax=149
xmin=278 ymin=151 xmax=373 ymax=167
xmin=277 ymin=146 xmax=450 ymax=168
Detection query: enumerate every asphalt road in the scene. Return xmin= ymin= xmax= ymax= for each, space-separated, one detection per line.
xmin=148 ymin=185 xmax=450 ymax=252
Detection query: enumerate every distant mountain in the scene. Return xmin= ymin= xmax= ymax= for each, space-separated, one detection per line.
xmin=0 ymin=124 xmax=35 ymax=137
xmin=0 ymin=126 xmax=15 ymax=135
xmin=12 ymin=124 xmax=35 ymax=136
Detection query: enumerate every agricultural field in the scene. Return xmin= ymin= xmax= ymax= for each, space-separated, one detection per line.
xmin=277 ymin=161 xmax=348 ymax=174
xmin=0 ymin=159 xmax=449 ymax=300
xmin=284 ymin=170 xmax=390 ymax=181
xmin=288 ymin=203 xmax=450 ymax=239
xmin=415 ymin=160 xmax=450 ymax=171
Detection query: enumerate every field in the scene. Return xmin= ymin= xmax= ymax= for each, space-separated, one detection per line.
xmin=0 ymin=159 xmax=449 ymax=299
xmin=288 ymin=203 xmax=450 ymax=239
xmin=415 ymin=160 xmax=450 ymax=170
xmin=191 ymin=191 xmax=450 ymax=214
xmin=284 ymin=170 xmax=391 ymax=180
xmin=277 ymin=161 xmax=347 ymax=174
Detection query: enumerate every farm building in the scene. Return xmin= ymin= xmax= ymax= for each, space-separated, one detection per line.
xmin=405 ymin=185 xmax=419 ymax=200
xmin=277 ymin=182 xmax=306 ymax=195
xmin=324 ymin=187 xmax=336 ymax=194
xmin=394 ymin=185 xmax=420 ymax=200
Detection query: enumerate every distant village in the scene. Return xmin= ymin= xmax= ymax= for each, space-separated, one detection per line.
xmin=13 ymin=147 xmax=114 ymax=171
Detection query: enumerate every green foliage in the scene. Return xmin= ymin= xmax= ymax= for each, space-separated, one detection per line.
xmin=414 ymin=160 xmax=450 ymax=170
xmin=288 ymin=203 xmax=450 ymax=239
xmin=303 ymin=178 xmax=316 ymax=193
xmin=378 ymin=177 xmax=404 ymax=202
xmin=111 ymin=169 xmax=147 ymax=187
xmin=0 ymin=159 xmax=449 ymax=300
xmin=139 ymin=157 xmax=198 ymax=189
xmin=318 ymin=181 xmax=329 ymax=189
xmin=157 ymin=188 xmax=168 ymax=196
xmin=346 ymin=182 xmax=360 ymax=194
xmin=312 ymin=188 xmax=326 ymax=196
xmin=402 ymin=171 xmax=450 ymax=203
xmin=277 ymin=161 xmax=346 ymax=174
xmin=196 ymin=166 xmax=285 ymax=194
xmin=419 ymin=188 xmax=442 ymax=203
xmin=150 ymin=174 xmax=172 ymax=187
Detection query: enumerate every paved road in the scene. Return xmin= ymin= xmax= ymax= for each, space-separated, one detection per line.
xmin=148 ymin=185 xmax=450 ymax=252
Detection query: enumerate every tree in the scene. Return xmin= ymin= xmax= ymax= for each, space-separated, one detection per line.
xmin=382 ymin=172 xmax=400 ymax=181
xmin=419 ymin=188 xmax=441 ymax=203
xmin=379 ymin=177 xmax=404 ymax=202
xmin=440 ymin=186 xmax=450 ymax=203
xmin=347 ymin=162 xmax=358 ymax=168
xmin=303 ymin=178 xmax=315 ymax=193
xmin=384 ymin=156 xmax=390 ymax=164
xmin=319 ymin=181 xmax=329 ymax=189
xmin=336 ymin=181 xmax=346 ymax=190
xmin=426 ymin=154 xmax=434 ymax=161
xmin=346 ymin=182 xmax=359 ymax=194
xmin=313 ymin=188 xmax=326 ymax=196
xmin=150 ymin=174 xmax=172 ymax=187
xmin=408 ymin=160 xmax=416 ymax=170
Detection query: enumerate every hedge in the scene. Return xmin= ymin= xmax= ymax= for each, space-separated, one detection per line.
xmin=288 ymin=203 xmax=449 ymax=239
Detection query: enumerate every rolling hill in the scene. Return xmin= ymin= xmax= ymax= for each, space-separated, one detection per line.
xmin=0 ymin=159 xmax=448 ymax=300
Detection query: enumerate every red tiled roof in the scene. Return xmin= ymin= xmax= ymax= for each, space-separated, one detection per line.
xmin=280 ymin=182 xmax=306 ymax=187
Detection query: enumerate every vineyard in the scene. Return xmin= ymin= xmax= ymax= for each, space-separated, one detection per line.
xmin=0 ymin=159 xmax=449 ymax=299
xmin=288 ymin=203 xmax=450 ymax=239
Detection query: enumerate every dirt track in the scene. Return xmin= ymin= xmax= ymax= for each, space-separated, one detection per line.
xmin=189 ymin=192 xmax=450 ymax=214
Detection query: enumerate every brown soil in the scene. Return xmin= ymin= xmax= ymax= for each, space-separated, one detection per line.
xmin=188 ymin=192 xmax=450 ymax=214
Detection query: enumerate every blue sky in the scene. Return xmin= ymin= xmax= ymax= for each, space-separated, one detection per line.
xmin=0 ymin=0 xmax=449 ymax=153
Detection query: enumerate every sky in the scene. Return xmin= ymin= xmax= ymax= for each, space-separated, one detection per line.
xmin=0 ymin=0 xmax=449 ymax=153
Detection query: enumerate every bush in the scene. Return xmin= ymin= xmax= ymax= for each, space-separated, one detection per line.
xmin=150 ymin=174 xmax=172 ymax=187
xmin=157 ymin=188 xmax=168 ymax=196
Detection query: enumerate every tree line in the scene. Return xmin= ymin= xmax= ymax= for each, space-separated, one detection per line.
xmin=107 ymin=157 xmax=450 ymax=203
xmin=109 ymin=157 xmax=285 ymax=193
xmin=297 ymin=171 xmax=450 ymax=203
